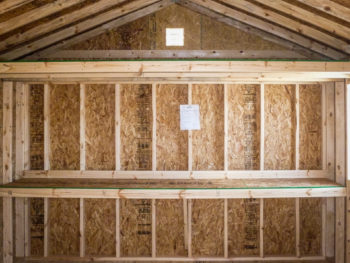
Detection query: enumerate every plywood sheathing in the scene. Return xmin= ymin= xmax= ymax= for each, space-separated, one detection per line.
xmin=85 ymin=84 xmax=115 ymax=170
xmin=84 ymin=199 xmax=116 ymax=256
xmin=228 ymin=199 xmax=260 ymax=256
xmin=48 ymin=198 xmax=80 ymax=256
xmin=228 ymin=84 xmax=260 ymax=170
xmin=68 ymin=4 xmax=286 ymax=52
xmin=300 ymin=198 xmax=322 ymax=256
xmin=156 ymin=199 xmax=187 ymax=256
xmin=30 ymin=198 xmax=44 ymax=256
xmin=121 ymin=84 xmax=152 ymax=171
xmin=50 ymin=84 xmax=80 ymax=170
xmin=120 ymin=199 xmax=152 ymax=257
xmin=264 ymin=85 xmax=296 ymax=170
xmin=192 ymin=199 xmax=224 ymax=256
xmin=192 ymin=84 xmax=224 ymax=170
xmin=156 ymin=84 xmax=188 ymax=171
xmin=299 ymin=84 xmax=322 ymax=170
xmin=29 ymin=84 xmax=44 ymax=170
xmin=264 ymin=198 xmax=296 ymax=256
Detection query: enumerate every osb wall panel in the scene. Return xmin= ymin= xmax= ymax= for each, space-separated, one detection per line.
xmin=228 ymin=199 xmax=260 ymax=256
xmin=85 ymin=199 xmax=116 ymax=256
xmin=156 ymin=84 xmax=188 ymax=170
xmin=156 ymin=200 xmax=187 ymax=256
xmin=67 ymin=5 xmax=287 ymax=53
xmin=264 ymin=199 xmax=296 ymax=256
xmin=49 ymin=198 xmax=80 ymax=256
xmin=192 ymin=199 xmax=224 ymax=257
xmin=192 ymin=84 xmax=224 ymax=170
xmin=300 ymin=198 xmax=322 ymax=256
xmin=50 ymin=84 xmax=80 ymax=170
xmin=29 ymin=84 xmax=44 ymax=170
xmin=85 ymin=84 xmax=115 ymax=170
xmin=121 ymin=84 xmax=152 ymax=170
xmin=299 ymin=84 xmax=322 ymax=169
xmin=120 ymin=199 xmax=152 ymax=257
xmin=264 ymin=85 xmax=296 ymax=170
xmin=30 ymin=198 xmax=44 ymax=256
xmin=201 ymin=15 xmax=285 ymax=50
xmin=227 ymin=84 xmax=260 ymax=170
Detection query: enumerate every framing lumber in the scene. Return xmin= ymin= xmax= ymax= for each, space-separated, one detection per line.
xmin=221 ymin=0 xmax=349 ymax=54
xmin=296 ymin=198 xmax=300 ymax=258
xmin=224 ymin=84 xmax=228 ymax=171
xmin=0 ymin=0 xmax=126 ymax=52
xmin=255 ymin=0 xmax=350 ymax=40
xmin=224 ymin=199 xmax=228 ymax=258
xmin=28 ymin=50 xmax=308 ymax=60
xmin=3 ymin=81 xmax=13 ymax=263
xmin=152 ymin=199 xmax=156 ymax=258
xmin=188 ymin=84 xmax=192 ymax=172
xmin=335 ymin=81 xmax=346 ymax=263
xmin=188 ymin=199 xmax=192 ymax=258
xmin=116 ymin=199 xmax=120 ymax=258
xmin=184 ymin=0 xmax=347 ymax=60
xmin=15 ymin=82 xmax=26 ymax=257
xmin=22 ymin=170 xmax=329 ymax=179
xmin=80 ymin=84 xmax=86 ymax=171
xmin=44 ymin=198 xmax=49 ymax=257
xmin=44 ymin=84 xmax=50 ymax=170
xmin=296 ymin=0 xmax=350 ymax=24
xmin=176 ymin=0 xmax=332 ymax=60
xmin=115 ymin=84 xmax=121 ymax=171
xmin=0 ymin=0 xmax=33 ymax=15
xmin=26 ymin=0 xmax=174 ymax=60
xmin=295 ymin=84 xmax=300 ymax=170
xmin=0 ymin=0 xmax=85 ymax=36
xmin=152 ymin=84 xmax=156 ymax=171
xmin=260 ymin=199 xmax=263 ymax=258
xmin=260 ymin=84 xmax=264 ymax=170
xmin=79 ymin=198 xmax=84 ymax=257
xmin=0 ymin=0 xmax=169 ymax=60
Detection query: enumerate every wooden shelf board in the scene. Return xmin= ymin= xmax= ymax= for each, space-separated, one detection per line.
xmin=0 ymin=178 xmax=345 ymax=199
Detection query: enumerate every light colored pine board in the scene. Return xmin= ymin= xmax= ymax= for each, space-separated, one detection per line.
xmin=188 ymin=84 xmax=192 ymax=172
xmin=79 ymin=198 xmax=84 ymax=257
xmin=224 ymin=199 xmax=228 ymax=258
xmin=152 ymin=199 xmax=156 ymax=258
xmin=295 ymin=84 xmax=300 ymax=170
xmin=115 ymin=84 xmax=121 ymax=171
xmin=3 ymin=81 xmax=13 ymax=263
xmin=116 ymin=199 xmax=120 ymax=258
xmin=260 ymin=199 xmax=264 ymax=258
xmin=335 ymin=197 xmax=345 ymax=263
xmin=260 ymin=84 xmax=264 ymax=170
xmin=152 ymin=84 xmax=157 ymax=171
xmin=224 ymin=84 xmax=228 ymax=171
xmin=24 ymin=198 xmax=30 ymax=257
xmin=183 ymin=200 xmax=188 ymax=250
xmin=80 ymin=84 xmax=86 ymax=171
xmin=322 ymin=85 xmax=327 ymax=170
xmin=44 ymin=198 xmax=49 ymax=257
xmin=322 ymin=199 xmax=326 ymax=257
xmin=44 ymin=84 xmax=50 ymax=170
xmin=296 ymin=198 xmax=300 ymax=258
xmin=188 ymin=199 xmax=192 ymax=258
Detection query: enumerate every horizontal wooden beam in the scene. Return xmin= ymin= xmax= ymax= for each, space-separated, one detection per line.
xmin=0 ymin=0 xmax=163 ymax=60
xmin=26 ymin=49 xmax=308 ymax=60
xmin=23 ymin=255 xmax=327 ymax=262
xmin=26 ymin=0 xmax=174 ymax=59
xmin=0 ymin=0 xmax=85 ymax=35
xmin=23 ymin=170 xmax=329 ymax=179
xmin=296 ymin=0 xmax=350 ymax=24
xmin=255 ymin=0 xmax=350 ymax=40
xmin=177 ymin=0 xmax=329 ymax=60
xmin=0 ymin=0 xmax=33 ymax=15
xmin=187 ymin=0 xmax=347 ymax=59
xmin=0 ymin=61 xmax=349 ymax=74
xmin=0 ymin=187 xmax=345 ymax=199
xmin=0 ymin=0 xmax=126 ymax=52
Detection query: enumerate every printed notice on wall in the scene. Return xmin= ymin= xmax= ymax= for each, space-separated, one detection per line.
xmin=180 ymin=104 xmax=200 ymax=130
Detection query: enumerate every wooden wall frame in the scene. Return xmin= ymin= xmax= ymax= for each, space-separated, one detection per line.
xmin=0 ymin=61 xmax=349 ymax=263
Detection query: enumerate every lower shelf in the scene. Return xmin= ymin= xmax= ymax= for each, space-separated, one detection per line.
xmin=0 ymin=178 xmax=345 ymax=198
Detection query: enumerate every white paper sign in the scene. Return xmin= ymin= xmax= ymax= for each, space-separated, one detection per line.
xmin=180 ymin=104 xmax=200 ymax=130
xmin=166 ymin=28 xmax=184 ymax=46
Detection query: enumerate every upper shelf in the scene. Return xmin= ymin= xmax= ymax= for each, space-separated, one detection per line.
xmin=0 ymin=178 xmax=345 ymax=199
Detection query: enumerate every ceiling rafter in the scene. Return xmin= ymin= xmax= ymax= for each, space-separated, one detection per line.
xmin=218 ymin=0 xmax=349 ymax=55
xmin=0 ymin=0 xmax=163 ymax=60
xmin=295 ymin=0 xmax=350 ymax=24
xmin=0 ymin=0 xmax=86 ymax=36
xmin=0 ymin=0 xmax=33 ymax=15
xmin=25 ymin=0 xmax=174 ymax=59
xmin=177 ymin=0 xmax=328 ymax=60
xmin=188 ymin=0 xmax=346 ymax=59
xmin=0 ymin=0 xmax=126 ymax=53
xmin=254 ymin=0 xmax=350 ymax=40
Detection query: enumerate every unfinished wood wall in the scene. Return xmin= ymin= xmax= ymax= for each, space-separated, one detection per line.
xmin=20 ymin=82 xmax=327 ymax=259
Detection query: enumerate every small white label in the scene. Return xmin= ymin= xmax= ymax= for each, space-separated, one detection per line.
xmin=166 ymin=28 xmax=184 ymax=46
xmin=180 ymin=104 xmax=200 ymax=130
